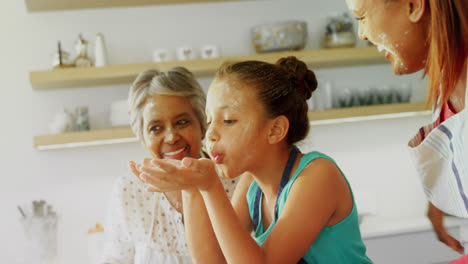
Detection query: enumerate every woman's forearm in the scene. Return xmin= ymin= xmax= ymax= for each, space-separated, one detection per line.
xmin=200 ymin=179 xmax=265 ymax=264
xmin=182 ymin=188 xmax=226 ymax=264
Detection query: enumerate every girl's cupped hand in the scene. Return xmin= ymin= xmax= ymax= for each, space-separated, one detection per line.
xmin=136 ymin=157 xmax=219 ymax=192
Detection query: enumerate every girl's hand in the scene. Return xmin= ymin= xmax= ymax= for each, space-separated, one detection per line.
xmin=140 ymin=157 xmax=219 ymax=192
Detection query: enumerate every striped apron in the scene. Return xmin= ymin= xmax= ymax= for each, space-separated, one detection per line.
xmin=408 ymin=66 xmax=468 ymax=218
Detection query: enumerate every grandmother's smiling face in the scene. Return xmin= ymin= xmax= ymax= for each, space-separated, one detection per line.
xmin=141 ymin=94 xmax=203 ymax=160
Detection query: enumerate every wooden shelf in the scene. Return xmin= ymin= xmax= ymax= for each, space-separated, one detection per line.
xmin=34 ymin=126 xmax=137 ymax=150
xmin=25 ymin=0 xmax=244 ymax=12
xmin=34 ymin=102 xmax=430 ymax=150
xmin=308 ymin=101 xmax=431 ymax=125
xmin=30 ymin=47 xmax=387 ymax=90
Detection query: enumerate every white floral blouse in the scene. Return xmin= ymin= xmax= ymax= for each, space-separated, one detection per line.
xmin=100 ymin=173 xmax=238 ymax=264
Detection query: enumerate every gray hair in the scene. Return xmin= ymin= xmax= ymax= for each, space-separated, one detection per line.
xmin=128 ymin=67 xmax=206 ymax=142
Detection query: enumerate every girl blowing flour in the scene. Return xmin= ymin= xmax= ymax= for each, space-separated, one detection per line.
xmin=137 ymin=57 xmax=373 ymax=263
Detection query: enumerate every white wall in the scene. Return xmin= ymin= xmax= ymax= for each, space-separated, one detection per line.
xmin=0 ymin=0 xmax=431 ymax=262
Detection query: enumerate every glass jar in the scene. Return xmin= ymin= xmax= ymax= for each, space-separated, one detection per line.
xmin=324 ymin=13 xmax=356 ymax=48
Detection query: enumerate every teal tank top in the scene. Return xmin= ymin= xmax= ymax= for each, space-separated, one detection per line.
xmin=247 ymin=151 xmax=373 ymax=264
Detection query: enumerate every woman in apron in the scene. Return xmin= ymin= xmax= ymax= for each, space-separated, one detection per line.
xmin=345 ymin=0 xmax=468 ymax=256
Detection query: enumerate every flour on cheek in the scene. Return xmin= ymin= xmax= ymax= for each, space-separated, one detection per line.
xmin=376 ymin=33 xmax=409 ymax=71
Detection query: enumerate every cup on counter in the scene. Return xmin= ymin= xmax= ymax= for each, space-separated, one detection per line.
xmin=176 ymin=46 xmax=196 ymax=61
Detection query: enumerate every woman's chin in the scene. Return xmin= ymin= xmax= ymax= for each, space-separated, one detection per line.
xmin=390 ymin=56 xmax=423 ymax=75
xmin=391 ymin=60 xmax=408 ymax=75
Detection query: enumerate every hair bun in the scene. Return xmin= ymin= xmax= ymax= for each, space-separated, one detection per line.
xmin=276 ymin=56 xmax=318 ymax=100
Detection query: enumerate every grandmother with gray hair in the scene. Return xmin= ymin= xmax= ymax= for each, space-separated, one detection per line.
xmin=100 ymin=67 xmax=238 ymax=264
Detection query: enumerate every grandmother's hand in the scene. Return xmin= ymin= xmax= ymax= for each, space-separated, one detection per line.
xmin=128 ymin=160 xmax=144 ymax=182
xmin=428 ymin=202 xmax=464 ymax=254
xmin=129 ymin=159 xmax=184 ymax=214
xmin=140 ymin=157 xmax=219 ymax=192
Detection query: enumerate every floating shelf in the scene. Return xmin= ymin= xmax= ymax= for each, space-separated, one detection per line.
xmin=34 ymin=102 xmax=430 ymax=150
xmin=34 ymin=126 xmax=137 ymax=150
xmin=30 ymin=47 xmax=387 ymax=90
xmin=307 ymin=101 xmax=431 ymax=125
xmin=25 ymin=0 xmax=243 ymax=12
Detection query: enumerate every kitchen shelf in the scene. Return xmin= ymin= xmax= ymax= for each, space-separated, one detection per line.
xmin=30 ymin=46 xmax=387 ymax=90
xmin=34 ymin=126 xmax=137 ymax=150
xmin=25 ymin=0 xmax=244 ymax=12
xmin=34 ymin=102 xmax=430 ymax=150
xmin=307 ymin=101 xmax=431 ymax=125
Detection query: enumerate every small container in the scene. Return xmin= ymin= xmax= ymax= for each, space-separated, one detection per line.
xmin=87 ymin=223 xmax=105 ymax=264
xmin=48 ymin=108 xmax=76 ymax=134
xmin=74 ymin=34 xmax=93 ymax=67
xmin=367 ymin=87 xmax=380 ymax=105
xmin=337 ymin=87 xmax=352 ymax=108
xmin=76 ymin=106 xmax=90 ymax=131
xmin=176 ymin=46 xmax=196 ymax=61
xmin=321 ymin=81 xmax=333 ymax=110
xmin=200 ymin=45 xmax=220 ymax=59
xmin=51 ymin=50 xmax=73 ymax=68
xmin=324 ymin=13 xmax=356 ymax=48
xmin=349 ymin=90 xmax=361 ymax=107
xmin=398 ymin=83 xmax=412 ymax=103
xmin=152 ymin=48 xmax=171 ymax=62
xmin=357 ymin=86 xmax=370 ymax=106
xmin=19 ymin=201 xmax=58 ymax=264
xmin=251 ymin=21 xmax=307 ymax=53
xmin=94 ymin=33 xmax=108 ymax=67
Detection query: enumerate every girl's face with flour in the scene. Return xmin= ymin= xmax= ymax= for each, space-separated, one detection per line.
xmin=346 ymin=0 xmax=429 ymax=75
xmin=205 ymin=77 xmax=270 ymax=179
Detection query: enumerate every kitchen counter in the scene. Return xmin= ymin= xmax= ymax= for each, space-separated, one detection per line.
xmin=360 ymin=216 xmax=468 ymax=263
xmin=361 ymin=216 xmax=468 ymax=239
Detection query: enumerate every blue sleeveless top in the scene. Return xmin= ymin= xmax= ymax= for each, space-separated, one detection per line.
xmin=247 ymin=151 xmax=373 ymax=264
